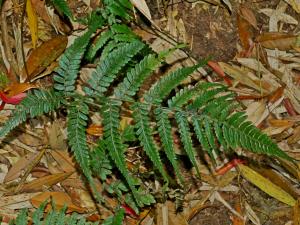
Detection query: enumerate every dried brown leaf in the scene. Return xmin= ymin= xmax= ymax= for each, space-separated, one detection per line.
xmin=256 ymin=32 xmax=300 ymax=51
xmin=22 ymin=36 xmax=68 ymax=81
xmin=21 ymin=172 xmax=73 ymax=192
xmin=50 ymin=150 xmax=75 ymax=173
xmin=30 ymin=191 xmax=85 ymax=213
xmin=4 ymin=152 xmax=40 ymax=183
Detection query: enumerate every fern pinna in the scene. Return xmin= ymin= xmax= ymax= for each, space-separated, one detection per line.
xmin=0 ymin=0 xmax=293 ymax=212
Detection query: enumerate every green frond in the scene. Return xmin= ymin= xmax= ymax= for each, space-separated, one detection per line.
xmin=155 ymin=108 xmax=184 ymax=184
xmin=86 ymin=41 xmax=145 ymax=96
xmin=0 ymin=90 xmax=62 ymax=138
xmin=86 ymin=30 xmax=113 ymax=61
xmin=132 ymin=103 xmax=169 ymax=183
xmin=67 ymin=98 xmax=91 ymax=179
xmin=101 ymin=98 xmax=142 ymax=206
xmin=114 ymin=54 xmax=161 ymax=100
xmin=174 ymin=111 xmax=201 ymax=176
xmin=51 ymin=0 xmax=73 ymax=19
xmin=144 ymin=60 xmax=207 ymax=104
xmin=54 ymin=30 xmax=93 ymax=94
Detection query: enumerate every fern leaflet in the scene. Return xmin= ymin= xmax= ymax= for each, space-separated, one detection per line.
xmin=155 ymin=108 xmax=184 ymax=184
xmin=101 ymin=98 xmax=142 ymax=206
xmin=67 ymin=98 xmax=93 ymax=182
xmin=175 ymin=111 xmax=201 ymax=176
xmin=132 ymin=103 xmax=169 ymax=183
xmin=86 ymin=41 xmax=145 ymax=96
xmin=54 ymin=30 xmax=93 ymax=94
xmin=144 ymin=61 xmax=207 ymax=104
xmin=114 ymin=54 xmax=161 ymax=100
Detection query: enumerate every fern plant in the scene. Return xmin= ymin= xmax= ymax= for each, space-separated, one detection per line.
xmin=0 ymin=0 xmax=294 ymax=219
xmin=4 ymin=199 xmax=123 ymax=225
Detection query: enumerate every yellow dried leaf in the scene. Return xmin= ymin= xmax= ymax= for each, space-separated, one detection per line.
xmin=26 ymin=0 xmax=38 ymax=48
xmin=238 ymin=164 xmax=296 ymax=206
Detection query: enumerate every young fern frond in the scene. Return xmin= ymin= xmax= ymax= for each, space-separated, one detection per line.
xmin=0 ymin=90 xmax=62 ymax=138
xmin=86 ymin=41 xmax=145 ymax=96
xmin=132 ymin=103 xmax=169 ymax=183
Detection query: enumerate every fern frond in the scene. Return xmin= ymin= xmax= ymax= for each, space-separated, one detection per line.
xmin=87 ymin=41 xmax=145 ymax=96
xmin=0 ymin=90 xmax=62 ymax=138
xmin=51 ymin=0 xmax=73 ymax=19
xmin=86 ymin=30 xmax=113 ymax=61
xmin=54 ymin=30 xmax=93 ymax=94
xmin=144 ymin=61 xmax=207 ymax=104
xmin=174 ymin=111 xmax=201 ymax=176
xmin=132 ymin=103 xmax=169 ymax=183
xmin=67 ymin=98 xmax=91 ymax=179
xmin=101 ymin=98 xmax=142 ymax=206
xmin=155 ymin=108 xmax=184 ymax=184
xmin=114 ymin=54 xmax=161 ymax=100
